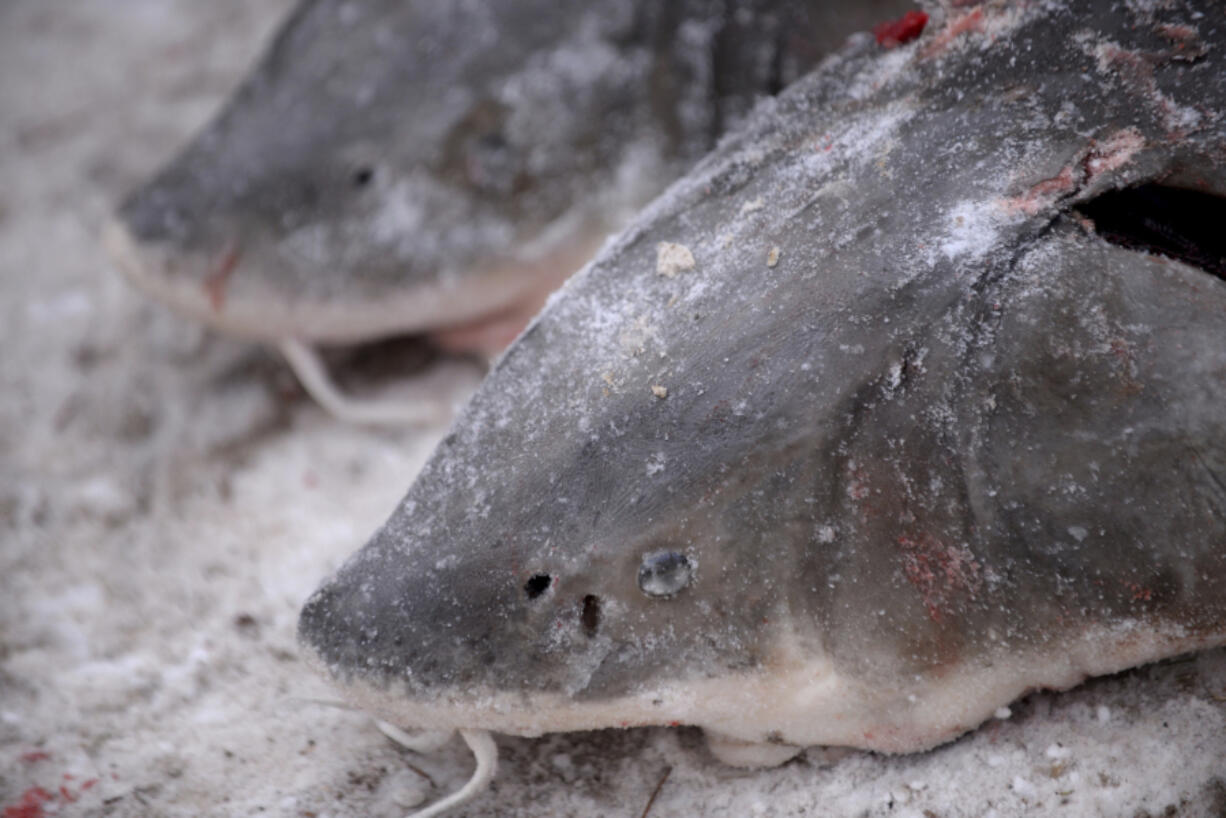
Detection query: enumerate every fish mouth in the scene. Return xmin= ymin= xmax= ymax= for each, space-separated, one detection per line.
xmin=103 ymin=212 xmax=607 ymax=348
xmin=103 ymin=215 xmax=277 ymax=340
xmin=299 ymin=603 xmax=1226 ymax=756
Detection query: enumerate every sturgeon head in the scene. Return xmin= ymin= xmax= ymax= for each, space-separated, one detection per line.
xmin=299 ymin=0 xmax=1226 ymax=765
xmin=105 ymin=0 xmax=915 ymax=348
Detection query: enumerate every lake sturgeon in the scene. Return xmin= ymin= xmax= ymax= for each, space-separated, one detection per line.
xmin=299 ymin=0 xmax=1226 ymax=813
xmin=104 ymin=0 xmax=912 ymax=422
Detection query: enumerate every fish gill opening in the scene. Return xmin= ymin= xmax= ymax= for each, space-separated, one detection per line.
xmin=1075 ymin=183 xmax=1226 ymax=280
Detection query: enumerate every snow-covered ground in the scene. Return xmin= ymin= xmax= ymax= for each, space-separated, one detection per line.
xmin=1 ymin=2 xmax=1224 ymax=816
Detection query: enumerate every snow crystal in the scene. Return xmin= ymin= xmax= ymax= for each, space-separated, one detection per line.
xmin=938 ymin=200 xmax=1003 ymax=262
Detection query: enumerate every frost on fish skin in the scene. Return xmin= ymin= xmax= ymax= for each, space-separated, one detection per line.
xmin=108 ymin=0 xmax=918 ymax=344
xmin=300 ymin=0 xmax=1226 ymax=756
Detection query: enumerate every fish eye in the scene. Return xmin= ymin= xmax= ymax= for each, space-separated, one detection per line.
xmin=637 ymin=550 xmax=695 ymax=598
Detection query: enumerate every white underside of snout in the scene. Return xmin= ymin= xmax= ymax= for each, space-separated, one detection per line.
xmin=101 ymin=214 xmax=605 ymax=347
xmin=308 ymin=619 xmax=1225 ymax=765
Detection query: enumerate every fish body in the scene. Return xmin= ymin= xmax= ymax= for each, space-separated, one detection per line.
xmin=299 ymin=0 xmax=1226 ymax=772
xmin=106 ymin=0 xmax=910 ymax=350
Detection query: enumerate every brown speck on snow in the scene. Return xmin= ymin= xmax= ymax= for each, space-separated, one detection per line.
xmin=766 ymin=246 xmax=781 ymax=268
xmin=651 ymin=384 xmax=668 ymax=399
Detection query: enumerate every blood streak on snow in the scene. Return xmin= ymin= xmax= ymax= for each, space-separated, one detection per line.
xmin=2 ymin=787 xmax=53 ymax=818
xmin=873 ymin=10 xmax=929 ymax=49
xmin=19 ymin=751 xmax=50 ymax=763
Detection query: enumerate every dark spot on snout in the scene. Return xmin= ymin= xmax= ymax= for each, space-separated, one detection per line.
xmin=581 ymin=594 xmax=602 ymax=638
xmin=1076 ymin=183 xmax=1226 ymax=280
xmin=524 ymin=573 xmax=552 ymax=599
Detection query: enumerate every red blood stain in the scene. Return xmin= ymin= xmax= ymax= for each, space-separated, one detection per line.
xmin=19 ymin=752 xmax=50 ymax=763
xmin=81 ymin=779 xmax=98 ymax=791
xmin=1155 ymin=23 xmax=1207 ymax=60
xmin=873 ymin=10 xmax=929 ymax=48
xmin=58 ymin=787 xmax=76 ymax=804
xmin=3 ymin=787 xmax=54 ymax=818
xmin=921 ymin=8 xmax=984 ymax=59
xmin=1124 ymin=581 xmax=1154 ymax=602
xmin=1000 ymin=130 xmax=1144 ymax=216
xmin=202 ymin=241 xmax=241 ymax=312
xmin=1082 ymin=129 xmax=1145 ymax=180
xmin=897 ymin=533 xmax=982 ymax=622
xmin=1095 ymin=45 xmax=1198 ymax=138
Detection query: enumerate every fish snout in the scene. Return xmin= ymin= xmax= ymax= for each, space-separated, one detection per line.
xmin=296 ymin=542 xmax=515 ymax=698
xmin=116 ymin=180 xmax=193 ymax=245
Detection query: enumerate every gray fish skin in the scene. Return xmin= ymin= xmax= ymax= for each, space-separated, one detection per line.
xmin=106 ymin=0 xmax=910 ymax=346
xmin=299 ymin=0 xmax=1226 ymax=758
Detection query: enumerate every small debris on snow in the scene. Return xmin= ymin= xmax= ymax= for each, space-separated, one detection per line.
xmin=766 ymin=246 xmax=781 ymax=268
xmin=1045 ymin=743 xmax=1071 ymax=760
xmin=656 ymin=241 xmax=695 ymax=277
xmin=994 ymin=706 xmax=1012 ymax=720
xmin=739 ymin=197 xmax=764 ymax=216
xmin=380 ymin=768 xmax=430 ymax=810
xmin=651 ymin=384 xmax=668 ymax=398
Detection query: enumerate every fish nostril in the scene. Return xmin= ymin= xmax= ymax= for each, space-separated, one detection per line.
xmin=580 ymin=594 xmax=601 ymax=638
xmin=523 ymin=574 xmax=552 ymax=599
